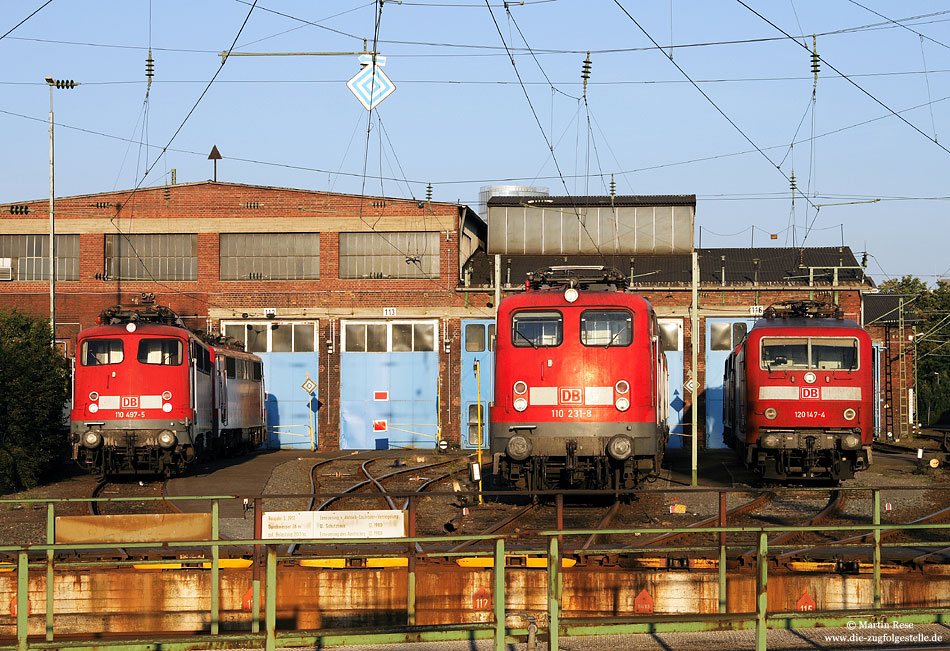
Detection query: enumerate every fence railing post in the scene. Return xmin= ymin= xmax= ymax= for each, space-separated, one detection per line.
xmin=873 ymin=489 xmax=881 ymax=609
xmin=46 ymin=502 xmax=55 ymax=641
xmin=211 ymin=499 xmax=220 ymax=635
xmin=17 ymin=549 xmax=28 ymax=651
xmin=265 ymin=544 xmax=277 ymax=651
xmin=548 ymin=535 xmax=559 ymax=651
xmin=756 ymin=531 xmax=767 ymax=651
xmin=494 ymin=538 xmax=506 ymax=651
xmin=253 ymin=497 xmax=262 ymax=633
xmin=719 ymin=491 xmax=727 ymax=614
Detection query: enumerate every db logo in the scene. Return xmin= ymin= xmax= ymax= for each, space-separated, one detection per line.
xmin=121 ymin=396 xmax=139 ymax=408
xmin=559 ymin=388 xmax=582 ymax=404
xmin=799 ymin=387 xmax=820 ymax=400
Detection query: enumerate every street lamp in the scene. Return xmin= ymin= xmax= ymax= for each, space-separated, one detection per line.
xmin=45 ymin=76 xmax=79 ymax=343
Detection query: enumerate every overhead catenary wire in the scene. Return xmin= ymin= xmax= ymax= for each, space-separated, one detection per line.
xmin=612 ymin=0 xmax=821 ymax=222
xmin=98 ymin=0 xmax=261 ymax=316
xmin=8 ymin=9 xmax=950 ymax=58
xmin=0 ymin=0 xmax=54 ymax=42
xmin=483 ymin=0 xmax=607 ymax=263
xmin=736 ymin=0 xmax=950 ymax=161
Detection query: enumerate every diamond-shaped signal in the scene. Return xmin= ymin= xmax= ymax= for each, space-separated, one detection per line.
xmin=347 ymin=55 xmax=396 ymax=111
xmin=301 ymin=377 xmax=317 ymax=394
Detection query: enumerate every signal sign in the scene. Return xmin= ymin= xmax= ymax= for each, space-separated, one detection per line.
xmin=347 ymin=55 xmax=396 ymax=111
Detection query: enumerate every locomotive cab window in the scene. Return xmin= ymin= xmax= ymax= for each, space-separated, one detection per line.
xmin=81 ymin=339 xmax=123 ymax=365
xmin=511 ymin=311 xmax=562 ymax=347
xmin=813 ymin=338 xmax=859 ymax=370
xmin=760 ymin=337 xmax=859 ymax=370
xmin=580 ymin=310 xmax=632 ymax=347
xmin=138 ymin=339 xmax=183 ymax=365
xmin=225 ymin=356 xmax=237 ymax=379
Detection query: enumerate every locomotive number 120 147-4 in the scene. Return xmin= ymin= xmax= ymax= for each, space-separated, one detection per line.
xmin=552 ymin=408 xmax=593 ymax=418
xmin=794 ymin=410 xmax=827 ymax=419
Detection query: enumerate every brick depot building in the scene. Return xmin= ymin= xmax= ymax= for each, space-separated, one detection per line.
xmin=0 ymin=184 xmax=906 ymax=451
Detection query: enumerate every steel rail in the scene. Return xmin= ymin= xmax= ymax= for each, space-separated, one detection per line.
xmin=620 ymin=491 xmax=774 ymax=550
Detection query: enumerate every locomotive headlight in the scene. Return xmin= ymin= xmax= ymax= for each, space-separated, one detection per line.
xmin=764 ymin=407 xmax=778 ymax=420
xmin=81 ymin=431 xmax=102 ymax=449
xmin=162 ymin=390 xmax=172 ymax=400
xmin=607 ymin=435 xmax=633 ymax=461
xmin=157 ymin=430 xmax=177 ymax=449
xmin=513 ymin=381 xmax=527 ymax=395
xmin=88 ymin=391 xmax=99 ymax=401
xmin=842 ymin=434 xmax=861 ymax=450
xmin=126 ymin=322 xmax=137 ymax=333
xmin=506 ymin=435 xmax=532 ymax=461
xmin=513 ymin=397 xmax=528 ymax=412
xmin=804 ymin=372 xmax=817 ymax=384
xmin=88 ymin=404 xmax=99 ymax=414
xmin=564 ymin=287 xmax=579 ymax=303
xmin=843 ymin=408 xmax=857 ymax=421
xmin=761 ymin=433 xmax=781 ymax=448
xmin=615 ymin=380 xmax=629 ymax=394
xmin=615 ymin=397 xmax=630 ymax=412
xmin=162 ymin=403 xmax=173 ymax=413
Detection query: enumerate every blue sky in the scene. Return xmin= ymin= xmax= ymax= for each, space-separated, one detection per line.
xmin=2 ymin=1 xmax=949 ymax=284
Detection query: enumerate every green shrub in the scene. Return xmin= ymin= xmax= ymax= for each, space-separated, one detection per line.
xmin=0 ymin=309 xmax=70 ymax=493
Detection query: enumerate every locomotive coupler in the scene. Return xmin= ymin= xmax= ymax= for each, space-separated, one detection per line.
xmin=565 ymin=440 xmax=577 ymax=472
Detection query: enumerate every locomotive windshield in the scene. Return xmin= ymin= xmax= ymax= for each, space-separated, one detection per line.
xmin=137 ymin=338 xmax=183 ymax=365
xmin=760 ymin=336 xmax=859 ymax=370
xmin=81 ymin=339 xmax=124 ymax=365
xmin=512 ymin=311 xmax=562 ymax=347
xmin=581 ymin=310 xmax=632 ymax=347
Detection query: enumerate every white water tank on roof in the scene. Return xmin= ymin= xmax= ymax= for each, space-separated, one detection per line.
xmin=478 ymin=185 xmax=549 ymax=221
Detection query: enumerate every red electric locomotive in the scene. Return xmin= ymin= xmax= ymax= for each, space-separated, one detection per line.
xmin=490 ymin=266 xmax=669 ymax=492
xmin=71 ymin=304 xmax=266 ymax=477
xmin=723 ymin=300 xmax=872 ymax=481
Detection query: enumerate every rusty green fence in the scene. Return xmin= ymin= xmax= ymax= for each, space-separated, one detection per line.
xmin=1 ymin=486 xmax=949 ymax=651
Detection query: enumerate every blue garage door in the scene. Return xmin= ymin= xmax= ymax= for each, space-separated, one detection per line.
xmin=340 ymin=320 xmax=439 ymax=450
xmin=222 ymin=321 xmax=320 ymax=450
xmin=460 ymin=320 xmax=495 ymax=450
xmin=659 ymin=318 xmax=686 ymax=449
xmin=705 ymin=317 xmax=758 ymax=449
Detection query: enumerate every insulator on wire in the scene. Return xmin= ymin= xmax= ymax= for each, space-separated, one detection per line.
xmin=146 ymin=50 xmax=155 ymax=78
xmin=789 ymin=171 xmax=797 ymax=193
xmin=581 ymin=51 xmax=591 ymax=96
xmin=426 ymin=183 xmax=432 ymax=202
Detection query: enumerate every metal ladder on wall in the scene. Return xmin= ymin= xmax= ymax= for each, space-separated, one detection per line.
xmin=897 ymin=297 xmax=909 ymax=439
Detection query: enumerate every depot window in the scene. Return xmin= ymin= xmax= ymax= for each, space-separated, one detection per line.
xmin=221 ymin=321 xmax=318 ymax=353
xmin=0 ymin=234 xmax=79 ymax=281
xmin=342 ymin=321 xmax=436 ymax=352
xmin=104 ymin=233 xmax=197 ymax=281
xmin=338 ymin=232 xmax=439 ymax=279
xmin=220 ymin=233 xmax=320 ymax=280
xmin=512 ymin=311 xmax=562 ymax=348
xmin=760 ymin=337 xmax=859 ymax=371
xmin=580 ymin=310 xmax=632 ymax=347
xmin=137 ymin=339 xmax=183 ymax=365
xmin=80 ymin=339 xmax=123 ymax=366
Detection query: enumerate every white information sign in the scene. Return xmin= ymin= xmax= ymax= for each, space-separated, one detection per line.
xmin=263 ymin=510 xmax=406 ymax=539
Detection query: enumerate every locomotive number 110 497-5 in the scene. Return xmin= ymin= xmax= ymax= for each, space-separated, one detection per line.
xmin=552 ymin=408 xmax=593 ymax=418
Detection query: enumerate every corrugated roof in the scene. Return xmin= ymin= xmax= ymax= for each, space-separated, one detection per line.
xmin=466 ymin=247 xmax=871 ymax=287
xmin=487 ymin=194 xmax=696 ymax=207
xmin=863 ymin=293 xmax=922 ymax=325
